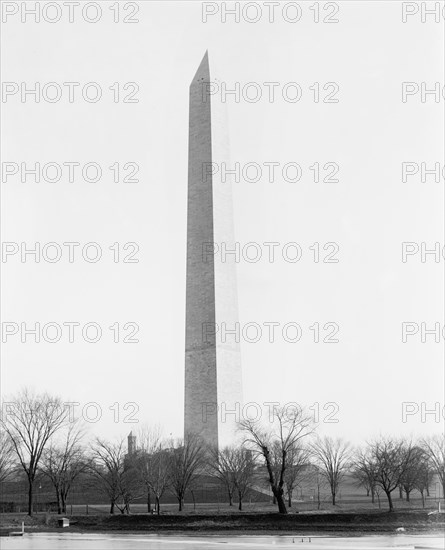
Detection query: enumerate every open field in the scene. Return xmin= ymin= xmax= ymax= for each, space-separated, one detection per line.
xmin=2 ymin=491 xmax=444 ymax=517
xmin=59 ymin=498 xmax=444 ymax=516
xmin=2 ymin=471 xmax=443 ymax=515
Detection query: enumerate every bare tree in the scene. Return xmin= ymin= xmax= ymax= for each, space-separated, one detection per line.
xmin=422 ymin=434 xmax=445 ymax=498
xmin=400 ymin=445 xmax=427 ymax=502
xmin=303 ymin=463 xmax=328 ymax=510
xmin=415 ymin=456 xmax=435 ymax=508
xmin=351 ymin=448 xmax=377 ymax=503
xmin=0 ymin=389 xmax=69 ymax=515
xmin=240 ymin=405 xmax=314 ymax=514
xmin=90 ymin=438 xmax=141 ymax=514
xmin=374 ymin=484 xmax=383 ymax=509
xmin=208 ymin=446 xmax=237 ymax=506
xmin=209 ymin=446 xmax=256 ymax=511
xmin=41 ymin=420 xmax=87 ymax=514
xmin=0 ymin=428 xmax=16 ymax=483
xmin=135 ymin=443 xmax=170 ymax=515
xmin=134 ymin=425 xmax=163 ymax=512
xmin=90 ymin=438 xmax=124 ymax=514
xmin=311 ymin=437 xmax=350 ymax=506
xmin=118 ymin=466 xmax=141 ymax=514
xmin=368 ymin=437 xmax=415 ymax=512
xmin=230 ymin=447 xmax=255 ymax=511
xmin=284 ymin=444 xmax=311 ymax=508
xmin=168 ymin=433 xmax=206 ymax=511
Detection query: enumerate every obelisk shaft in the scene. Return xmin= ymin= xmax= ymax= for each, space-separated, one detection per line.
xmin=184 ymin=52 xmax=243 ymax=449
xmin=184 ymin=52 xmax=218 ymax=448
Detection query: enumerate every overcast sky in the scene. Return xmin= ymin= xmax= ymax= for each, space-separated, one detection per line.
xmin=1 ymin=1 xmax=444 ymax=445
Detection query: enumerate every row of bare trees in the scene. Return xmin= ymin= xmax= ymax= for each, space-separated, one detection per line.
xmin=0 ymin=390 xmax=209 ymax=516
xmin=88 ymin=430 xmax=208 ymax=514
xmin=1 ymin=390 xmax=444 ymax=516
xmin=240 ymin=406 xmax=444 ymax=514
xmin=94 ymin=407 xmax=443 ymax=516
xmin=352 ymin=437 xmax=443 ymax=511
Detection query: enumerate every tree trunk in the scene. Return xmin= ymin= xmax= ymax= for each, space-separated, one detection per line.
xmin=276 ymin=493 xmax=287 ymax=514
xmin=332 ymin=491 xmax=336 ymax=506
xmin=228 ymin=491 xmax=233 ymax=506
xmin=398 ymin=485 xmax=403 ymax=499
xmin=28 ymin=479 xmax=34 ymax=516
xmin=405 ymin=490 xmax=410 ymax=502
xmin=420 ymin=490 xmax=425 ymax=508
xmin=426 ymin=485 xmax=430 ymax=497
xmin=288 ymin=493 xmax=292 ymax=508
xmin=56 ymin=490 xmax=62 ymax=515
xmin=371 ymin=487 xmax=375 ymax=504
xmin=273 ymin=488 xmax=287 ymax=514
xmin=366 ymin=488 xmax=370 ymax=497
xmin=110 ymin=501 xmax=115 ymax=514
xmin=238 ymin=494 xmax=242 ymax=511
xmin=156 ymin=496 xmax=160 ymax=515
xmin=147 ymin=488 xmax=151 ymax=513
xmin=385 ymin=490 xmax=394 ymax=512
xmin=178 ymin=496 xmax=183 ymax=512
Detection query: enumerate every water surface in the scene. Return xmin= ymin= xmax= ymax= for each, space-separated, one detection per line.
xmin=1 ymin=533 xmax=444 ymax=550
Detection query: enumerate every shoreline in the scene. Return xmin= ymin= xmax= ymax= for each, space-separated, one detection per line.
xmin=2 ymin=510 xmax=444 ymax=538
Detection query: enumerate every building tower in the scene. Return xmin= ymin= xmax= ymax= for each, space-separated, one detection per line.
xmin=184 ymin=52 xmax=243 ymax=449
xmin=127 ymin=431 xmax=137 ymax=456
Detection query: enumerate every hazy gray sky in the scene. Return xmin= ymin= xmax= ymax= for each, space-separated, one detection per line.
xmin=1 ymin=1 xmax=444 ymax=444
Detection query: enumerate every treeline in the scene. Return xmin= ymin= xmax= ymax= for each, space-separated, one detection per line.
xmin=0 ymin=389 xmax=444 ymax=516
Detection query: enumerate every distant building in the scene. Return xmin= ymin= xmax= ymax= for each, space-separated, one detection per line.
xmin=127 ymin=431 xmax=137 ymax=456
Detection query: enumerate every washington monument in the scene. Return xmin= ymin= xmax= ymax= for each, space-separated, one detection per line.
xmin=184 ymin=52 xmax=243 ymax=449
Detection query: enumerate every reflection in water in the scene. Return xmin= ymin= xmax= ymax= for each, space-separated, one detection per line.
xmin=1 ymin=533 xmax=444 ymax=550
